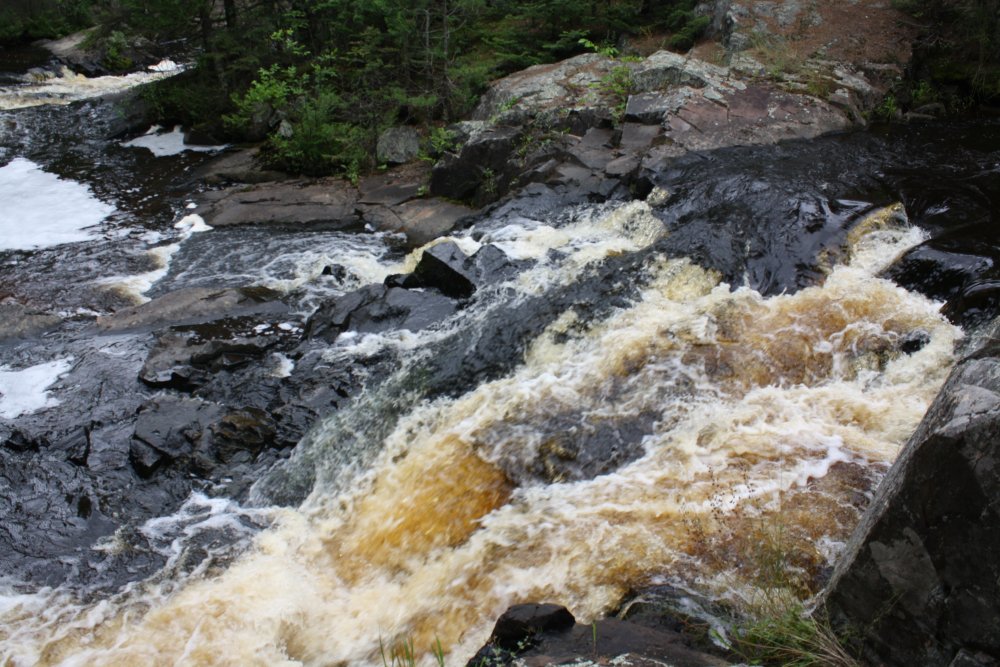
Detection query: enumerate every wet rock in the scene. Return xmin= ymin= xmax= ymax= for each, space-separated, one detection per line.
xmin=430 ymin=126 xmax=523 ymax=204
xmin=55 ymin=426 xmax=91 ymax=466
xmin=491 ymin=603 xmax=577 ymax=650
xmin=98 ymin=287 xmax=288 ymax=332
xmin=0 ymin=302 xmax=61 ymax=340
xmin=139 ymin=321 xmax=280 ymax=390
xmin=883 ymin=243 xmax=998 ymax=324
xmin=207 ymin=407 xmax=277 ymax=464
xmin=376 ymin=126 xmax=421 ymax=164
xmin=519 ymin=412 xmax=656 ymax=484
xmin=469 ymin=603 xmax=732 ymax=667
xmin=3 ymin=427 xmax=48 ymax=452
xmin=359 ymin=198 xmax=476 ymax=247
xmin=617 ymin=584 xmax=732 ymax=655
xmin=195 ymin=180 xmax=360 ymax=228
xmin=0 ymin=448 xmax=124 ymax=587
xmin=403 ymin=241 xmax=477 ymax=299
xmin=305 ymin=284 xmax=456 ymax=341
xmin=824 ymin=316 xmax=1000 ymax=666
xmin=130 ymin=396 xmax=223 ymax=476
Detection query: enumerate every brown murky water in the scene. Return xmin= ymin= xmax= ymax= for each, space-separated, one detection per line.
xmin=0 ymin=201 xmax=961 ymax=666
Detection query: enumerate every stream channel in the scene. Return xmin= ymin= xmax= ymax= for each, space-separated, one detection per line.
xmin=1 ymin=48 xmax=999 ymax=665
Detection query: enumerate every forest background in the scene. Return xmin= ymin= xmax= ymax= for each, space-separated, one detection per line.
xmin=2 ymin=0 xmax=998 ymax=177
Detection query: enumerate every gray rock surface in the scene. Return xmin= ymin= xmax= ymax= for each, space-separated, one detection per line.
xmin=97 ymin=287 xmax=288 ymax=332
xmin=824 ymin=318 xmax=1000 ymax=666
xmin=305 ymin=284 xmax=457 ymax=341
xmin=359 ymin=198 xmax=476 ymax=247
xmin=195 ymin=180 xmax=360 ymax=228
xmin=376 ymin=126 xmax=421 ymax=164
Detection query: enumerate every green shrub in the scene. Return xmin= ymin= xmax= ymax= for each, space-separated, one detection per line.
xmin=262 ymin=93 xmax=367 ymax=178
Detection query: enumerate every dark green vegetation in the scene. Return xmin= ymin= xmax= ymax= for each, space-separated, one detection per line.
xmin=3 ymin=0 xmax=997 ymax=174
xmin=893 ymin=0 xmax=1000 ymax=107
xmin=1 ymin=0 xmax=713 ymax=176
xmin=0 ymin=0 xmax=94 ymax=42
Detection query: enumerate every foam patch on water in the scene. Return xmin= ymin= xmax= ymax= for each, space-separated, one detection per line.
xmin=0 ymin=357 xmax=74 ymax=419
xmin=96 ymin=214 xmax=212 ymax=303
xmin=0 ymin=158 xmax=114 ymax=251
xmin=121 ymin=126 xmax=227 ymax=157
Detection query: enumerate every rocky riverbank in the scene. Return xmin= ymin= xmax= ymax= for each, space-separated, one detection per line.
xmin=3 ymin=2 xmax=1000 ymax=663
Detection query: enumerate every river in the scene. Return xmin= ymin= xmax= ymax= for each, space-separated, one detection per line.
xmin=1 ymin=50 xmax=999 ymax=665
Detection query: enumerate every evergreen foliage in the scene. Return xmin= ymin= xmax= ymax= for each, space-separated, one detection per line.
xmin=0 ymin=0 xmax=94 ymax=41
xmin=893 ymin=0 xmax=1000 ymax=102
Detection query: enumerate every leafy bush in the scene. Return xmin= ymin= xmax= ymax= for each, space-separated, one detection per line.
xmin=261 ymin=93 xmax=368 ymax=178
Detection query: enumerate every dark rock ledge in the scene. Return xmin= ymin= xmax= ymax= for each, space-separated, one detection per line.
xmin=468 ymin=602 xmax=732 ymax=667
xmin=824 ymin=316 xmax=1000 ymax=667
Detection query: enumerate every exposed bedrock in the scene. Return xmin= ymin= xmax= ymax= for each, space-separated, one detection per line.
xmin=824 ymin=316 xmax=1000 ymax=666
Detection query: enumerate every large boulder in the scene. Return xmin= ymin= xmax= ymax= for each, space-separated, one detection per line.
xmin=194 ymin=180 xmax=359 ymax=228
xmin=430 ymin=126 xmax=524 ymax=203
xmin=397 ymin=241 xmax=522 ymax=299
xmin=824 ymin=316 xmax=1000 ymax=666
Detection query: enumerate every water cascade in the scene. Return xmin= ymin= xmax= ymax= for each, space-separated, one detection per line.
xmin=1 ymin=49 xmax=997 ymax=667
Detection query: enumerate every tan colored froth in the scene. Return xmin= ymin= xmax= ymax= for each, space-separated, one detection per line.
xmin=0 ymin=212 xmax=962 ymax=667
xmin=331 ymin=433 xmax=512 ymax=580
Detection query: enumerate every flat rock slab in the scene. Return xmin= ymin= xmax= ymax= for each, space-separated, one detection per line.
xmin=659 ymin=83 xmax=850 ymax=155
xmin=0 ymin=303 xmax=61 ymax=340
xmin=195 ymin=180 xmax=360 ymax=228
xmin=358 ymin=163 xmax=431 ymax=206
xmin=188 ymin=147 xmax=287 ymax=185
xmin=360 ymin=198 xmax=476 ymax=247
xmin=97 ymin=287 xmax=288 ymax=332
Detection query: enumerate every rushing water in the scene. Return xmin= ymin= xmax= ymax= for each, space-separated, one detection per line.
xmin=1 ymin=54 xmax=998 ymax=666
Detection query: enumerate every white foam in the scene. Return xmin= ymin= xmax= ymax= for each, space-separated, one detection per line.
xmin=97 ymin=214 xmax=212 ymax=303
xmin=271 ymin=354 xmax=295 ymax=378
xmin=121 ymin=126 xmax=227 ymax=157
xmin=0 ymin=159 xmax=114 ymax=251
xmin=0 ymin=66 xmax=184 ymax=111
xmin=173 ymin=213 xmax=212 ymax=234
xmin=0 ymin=358 xmax=74 ymax=419
xmin=147 ymin=59 xmax=180 ymax=73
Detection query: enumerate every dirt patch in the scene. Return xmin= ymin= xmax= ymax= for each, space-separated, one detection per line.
xmin=740 ymin=0 xmax=919 ymax=66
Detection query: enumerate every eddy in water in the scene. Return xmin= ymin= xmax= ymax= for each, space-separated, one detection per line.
xmin=0 ymin=197 xmax=961 ymax=666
